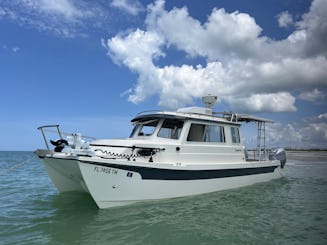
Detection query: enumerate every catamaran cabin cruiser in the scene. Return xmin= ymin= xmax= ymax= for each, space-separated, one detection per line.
xmin=35 ymin=96 xmax=286 ymax=209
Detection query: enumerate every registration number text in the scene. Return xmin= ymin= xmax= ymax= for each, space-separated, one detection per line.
xmin=93 ymin=166 xmax=118 ymax=175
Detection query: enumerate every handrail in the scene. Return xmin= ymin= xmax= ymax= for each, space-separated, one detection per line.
xmin=37 ymin=125 xmax=60 ymax=130
xmin=42 ymin=129 xmax=96 ymax=140
xmin=37 ymin=125 xmax=62 ymax=149
xmin=90 ymin=143 xmax=165 ymax=151
xmin=37 ymin=124 xmax=96 ymax=150
xmin=37 ymin=125 xmax=96 ymax=150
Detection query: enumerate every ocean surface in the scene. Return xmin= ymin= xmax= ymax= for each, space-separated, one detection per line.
xmin=0 ymin=151 xmax=326 ymax=245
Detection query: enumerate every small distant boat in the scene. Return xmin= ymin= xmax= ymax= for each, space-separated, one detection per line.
xmin=35 ymin=96 xmax=286 ymax=209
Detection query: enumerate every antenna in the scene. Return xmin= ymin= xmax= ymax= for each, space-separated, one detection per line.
xmin=202 ymin=95 xmax=217 ymax=109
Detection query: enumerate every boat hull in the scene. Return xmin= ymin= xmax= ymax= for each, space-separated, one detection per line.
xmin=40 ymin=156 xmax=282 ymax=208
xmin=78 ymin=159 xmax=281 ymax=208
xmin=41 ymin=157 xmax=89 ymax=193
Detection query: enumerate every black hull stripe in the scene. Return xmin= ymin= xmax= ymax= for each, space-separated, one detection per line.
xmin=80 ymin=160 xmax=278 ymax=180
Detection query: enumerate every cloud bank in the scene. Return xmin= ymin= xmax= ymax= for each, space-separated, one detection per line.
xmin=266 ymin=113 xmax=327 ymax=149
xmin=103 ymin=0 xmax=327 ymax=112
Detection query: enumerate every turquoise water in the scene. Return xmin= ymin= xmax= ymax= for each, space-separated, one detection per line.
xmin=0 ymin=151 xmax=326 ymax=245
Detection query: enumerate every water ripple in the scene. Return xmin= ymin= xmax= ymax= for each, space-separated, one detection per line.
xmin=0 ymin=151 xmax=326 ymax=245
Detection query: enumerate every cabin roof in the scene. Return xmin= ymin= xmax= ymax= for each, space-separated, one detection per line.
xmin=131 ymin=107 xmax=274 ymax=124
xmin=215 ymin=112 xmax=274 ymax=123
xmin=131 ymin=111 xmax=235 ymax=125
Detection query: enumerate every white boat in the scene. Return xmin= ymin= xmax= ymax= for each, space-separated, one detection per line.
xmin=35 ymin=96 xmax=286 ymax=209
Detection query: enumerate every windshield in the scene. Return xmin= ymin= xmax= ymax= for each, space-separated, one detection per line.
xmin=157 ymin=119 xmax=184 ymax=139
xmin=129 ymin=119 xmax=159 ymax=137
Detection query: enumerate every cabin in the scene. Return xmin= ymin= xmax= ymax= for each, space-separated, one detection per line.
xmin=129 ymin=107 xmax=246 ymax=164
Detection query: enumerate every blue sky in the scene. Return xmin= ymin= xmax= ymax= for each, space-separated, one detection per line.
xmin=1 ymin=0 xmax=326 ymax=150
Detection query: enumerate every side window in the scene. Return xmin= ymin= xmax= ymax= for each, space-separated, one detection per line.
xmin=187 ymin=123 xmax=225 ymax=143
xmin=187 ymin=124 xmax=205 ymax=141
xmin=204 ymin=125 xmax=225 ymax=142
xmin=231 ymin=127 xmax=240 ymax=143
xmin=158 ymin=119 xmax=184 ymax=139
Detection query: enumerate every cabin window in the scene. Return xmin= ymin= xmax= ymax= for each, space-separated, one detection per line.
xmin=187 ymin=123 xmax=225 ymax=142
xmin=136 ymin=119 xmax=159 ymax=136
xmin=204 ymin=125 xmax=225 ymax=142
xmin=231 ymin=127 xmax=240 ymax=143
xmin=187 ymin=124 xmax=205 ymax=141
xmin=158 ymin=119 xmax=184 ymax=139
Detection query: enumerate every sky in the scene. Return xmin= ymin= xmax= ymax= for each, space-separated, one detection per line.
xmin=0 ymin=0 xmax=327 ymax=150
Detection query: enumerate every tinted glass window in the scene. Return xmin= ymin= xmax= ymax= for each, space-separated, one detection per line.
xmin=158 ymin=119 xmax=184 ymax=139
xmin=204 ymin=125 xmax=225 ymax=142
xmin=187 ymin=124 xmax=205 ymax=141
xmin=187 ymin=123 xmax=225 ymax=142
xmin=138 ymin=120 xmax=159 ymax=136
xmin=231 ymin=127 xmax=240 ymax=143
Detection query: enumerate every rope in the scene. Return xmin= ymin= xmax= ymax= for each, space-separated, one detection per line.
xmin=95 ymin=149 xmax=143 ymax=159
xmin=94 ymin=148 xmax=163 ymax=160
xmin=0 ymin=155 xmax=36 ymax=176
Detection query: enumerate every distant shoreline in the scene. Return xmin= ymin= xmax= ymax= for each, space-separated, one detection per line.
xmin=285 ymin=148 xmax=327 ymax=152
xmin=246 ymin=149 xmax=327 ymax=152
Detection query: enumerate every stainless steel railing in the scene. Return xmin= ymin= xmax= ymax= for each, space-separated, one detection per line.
xmin=37 ymin=125 xmax=62 ymax=150
xmin=37 ymin=125 xmax=96 ymax=150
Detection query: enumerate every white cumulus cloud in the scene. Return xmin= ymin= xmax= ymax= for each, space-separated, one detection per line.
xmin=296 ymin=0 xmax=327 ymax=56
xmin=105 ymin=29 xmax=164 ymax=71
xmin=276 ymin=11 xmax=293 ymax=28
xmin=104 ymin=0 xmax=327 ymax=112
xmin=226 ymin=92 xmax=297 ymax=113
xmin=146 ymin=1 xmax=265 ymax=61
